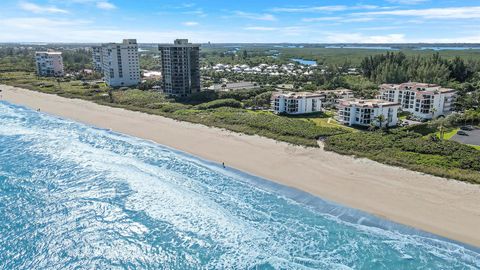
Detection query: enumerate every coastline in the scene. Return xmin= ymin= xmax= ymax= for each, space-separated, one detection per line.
xmin=1 ymin=84 xmax=480 ymax=248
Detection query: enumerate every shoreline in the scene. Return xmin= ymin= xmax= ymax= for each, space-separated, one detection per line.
xmin=2 ymin=84 xmax=480 ymax=248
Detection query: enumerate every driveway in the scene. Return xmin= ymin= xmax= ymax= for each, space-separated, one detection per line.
xmin=451 ymin=128 xmax=480 ymax=146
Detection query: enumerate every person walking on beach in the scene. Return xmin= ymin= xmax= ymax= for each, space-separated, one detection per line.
xmin=222 ymin=162 xmax=225 ymax=168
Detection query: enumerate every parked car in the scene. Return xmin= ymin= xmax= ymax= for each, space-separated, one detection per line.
xmin=460 ymin=126 xmax=474 ymax=131
xmin=457 ymin=130 xmax=469 ymax=136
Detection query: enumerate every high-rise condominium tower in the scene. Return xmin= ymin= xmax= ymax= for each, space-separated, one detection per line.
xmin=158 ymin=39 xmax=200 ymax=96
xmin=101 ymin=39 xmax=140 ymax=87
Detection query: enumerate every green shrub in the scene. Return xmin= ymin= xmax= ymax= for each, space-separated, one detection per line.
xmin=325 ymin=130 xmax=480 ymax=184
xmin=113 ymin=90 xmax=166 ymax=107
xmin=196 ymin=99 xmax=242 ymax=110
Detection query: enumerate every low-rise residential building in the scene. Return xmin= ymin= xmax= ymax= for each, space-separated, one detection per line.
xmin=337 ymin=99 xmax=400 ymax=127
xmin=317 ymin=89 xmax=354 ymax=108
xmin=271 ymin=92 xmax=323 ymax=115
xmin=35 ymin=51 xmax=64 ymax=77
xmin=378 ymin=82 xmax=456 ymax=119
xmin=101 ymin=39 xmax=141 ymax=87
xmin=209 ymin=81 xmax=259 ymax=92
xmin=91 ymin=46 xmax=103 ymax=72
xmin=142 ymin=70 xmax=162 ymax=80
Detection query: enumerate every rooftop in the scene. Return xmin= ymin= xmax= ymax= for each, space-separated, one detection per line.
xmin=35 ymin=51 xmax=62 ymax=55
xmin=317 ymin=88 xmax=353 ymax=94
xmin=340 ymin=99 xmax=400 ymax=108
xmin=159 ymin=39 xmax=200 ymax=48
xmin=380 ymin=82 xmax=455 ymax=94
xmin=273 ymin=91 xmax=324 ymax=99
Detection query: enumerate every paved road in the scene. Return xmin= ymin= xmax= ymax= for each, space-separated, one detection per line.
xmin=451 ymin=129 xmax=480 ymax=146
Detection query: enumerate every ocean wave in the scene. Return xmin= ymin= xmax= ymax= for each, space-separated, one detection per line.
xmin=1 ymin=101 xmax=479 ymax=269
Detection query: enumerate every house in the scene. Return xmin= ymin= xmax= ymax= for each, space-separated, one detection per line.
xmin=337 ymin=99 xmax=400 ymax=127
xmin=209 ymin=81 xmax=259 ymax=92
xmin=378 ymin=82 xmax=456 ymax=120
xmin=271 ymin=92 xmax=323 ymax=115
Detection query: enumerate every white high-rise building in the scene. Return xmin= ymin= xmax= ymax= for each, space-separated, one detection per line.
xmin=271 ymin=92 xmax=323 ymax=114
xmin=378 ymin=82 xmax=456 ymax=120
xmin=337 ymin=99 xmax=400 ymax=127
xmin=92 ymin=46 xmax=103 ymax=72
xmin=101 ymin=39 xmax=140 ymax=87
xmin=35 ymin=51 xmax=64 ymax=77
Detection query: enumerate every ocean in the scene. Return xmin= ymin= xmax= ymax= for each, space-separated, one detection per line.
xmin=0 ymin=101 xmax=479 ymax=269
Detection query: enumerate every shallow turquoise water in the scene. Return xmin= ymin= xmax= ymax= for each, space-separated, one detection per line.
xmin=0 ymin=101 xmax=479 ymax=269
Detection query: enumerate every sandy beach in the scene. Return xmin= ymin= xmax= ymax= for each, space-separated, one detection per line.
xmin=1 ymin=84 xmax=480 ymax=248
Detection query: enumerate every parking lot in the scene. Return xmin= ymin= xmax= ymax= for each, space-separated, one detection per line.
xmin=451 ymin=128 xmax=480 ymax=146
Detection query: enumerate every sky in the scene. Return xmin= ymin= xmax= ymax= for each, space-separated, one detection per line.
xmin=0 ymin=0 xmax=479 ymax=43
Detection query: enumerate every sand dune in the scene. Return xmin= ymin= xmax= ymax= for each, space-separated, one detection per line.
xmin=1 ymin=84 xmax=479 ymax=248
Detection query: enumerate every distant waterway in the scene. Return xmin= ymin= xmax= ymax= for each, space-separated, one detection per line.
xmin=325 ymin=45 xmax=398 ymax=50
xmin=324 ymin=45 xmax=480 ymax=51
xmin=290 ymin=58 xmax=317 ymax=66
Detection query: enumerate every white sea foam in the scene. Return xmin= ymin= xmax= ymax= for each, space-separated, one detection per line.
xmin=1 ymin=101 xmax=479 ymax=269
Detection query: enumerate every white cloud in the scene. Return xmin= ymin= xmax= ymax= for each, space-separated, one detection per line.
xmin=357 ymin=26 xmax=405 ymax=31
xmin=233 ymin=11 xmax=277 ymax=21
xmin=244 ymin=26 xmax=277 ymax=31
xmin=302 ymin=16 xmax=376 ymax=23
xmin=272 ymin=5 xmax=390 ymax=13
xmin=322 ymin=33 xmax=406 ymax=43
xmin=0 ymin=20 xmax=478 ymax=43
xmin=96 ymin=1 xmax=116 ymax=10
xmin=302 ymin=17 xmax=342 ymax=22
xmin=19 ymin=1 xmax=69 ymax=14
xmin=343 ymin=17 xmax=375 ymax=22
xmin=182 ymin=21 xmax=199 ymax=26
xmin=182 ymin=9 xmax=207 ymax=17
xmin=359 ymin=6 xmax=480 ymax=19
xmin=0 ymin=17 xmax=90 ymax=29
xmin=272 ymin=6 xmax=348 ymax=13
xmin=386 ymin=0 xmax=428 ymax=4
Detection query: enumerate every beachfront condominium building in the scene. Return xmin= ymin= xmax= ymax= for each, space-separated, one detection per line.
xmin=158 ymin=39 xmax=200 ymax=97
xmin=317 ymin=89 xmax=354 ymax=108
xmin=35 ymin=52 xmax=64 ymax=77
xmin=92 ymin=46 xmax=103 ymax=72
xmin=378 ymin=82 xmax=456 ymax=120
xmin=101 ymin=39 xmax=141 ymax=87
xmin=272 ymin=92 xmax=323 ymax=115
xmin=337 ymin=99 xmax=400 ymax=127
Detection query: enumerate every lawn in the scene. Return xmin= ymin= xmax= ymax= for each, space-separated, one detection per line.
xmin=435 ymin=128 xmax=460 ymax=140
xmin=469 ymin=145 xmax=480 ymax=150
xmin=280 ymin=111 xmax=356 ymax=131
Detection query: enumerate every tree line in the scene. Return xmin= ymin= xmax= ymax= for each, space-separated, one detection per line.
xmin=360 ymin=52 xmax=479 ymax=85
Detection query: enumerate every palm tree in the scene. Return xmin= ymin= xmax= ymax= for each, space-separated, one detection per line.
xmin=108 ymin=88 xmax=114 ymax=103
xmin=375 ymin=114 xmax=387 ymax=129
xmin=464 ymin=110 xmax=475 ymax=126
xmin=438 ymin=122 xmax=446 ymax=140
xmin=430 ymin=107 xmax=437 ymax=120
